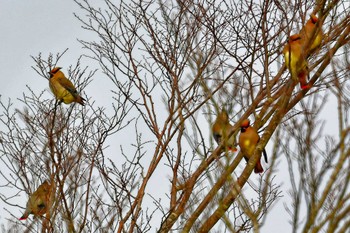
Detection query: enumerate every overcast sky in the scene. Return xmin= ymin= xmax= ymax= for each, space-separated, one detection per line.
xmin=1 ymin=1 xmax=80 ymax=96
xmin=0 ymin=1 xmax=339 ymax=232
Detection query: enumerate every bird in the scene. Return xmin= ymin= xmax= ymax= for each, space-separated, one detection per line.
xmin=283 ymin=34 xmax=310 ymax=90
xmin=49 ymin=67 xmax=86 ymax=105
xmin=19 ymin=181 xmax=52 ymax=220
xmin=239 ymin=119 xmax=268 ymax=174
xmin=300 ymin=14 xmax=323 ymax=54
xmin=212 ymin=109 xmax=237 ymax=152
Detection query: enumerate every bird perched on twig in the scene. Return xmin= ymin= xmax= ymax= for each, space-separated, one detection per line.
xmin=239 ymin=119 xmax=268 ymax=174
xmin=212 ymin=109 xmax=237 ymax=152
xmin=283 ymin=34 xmax=310 ymax=90
xmin=300 ymin=14 xmax=323 ymax=54
xmin=49 ymin=67 xmax=86 ymax=105
xmin=19 ymin=181 xmax=52 ymax=220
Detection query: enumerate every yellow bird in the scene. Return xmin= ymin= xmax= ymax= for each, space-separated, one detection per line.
xmin=19 ymin=181 xmax=52 ymax=220
xmin=49 ymin=67 xmax=86 ymax=105
xmin=283 ymin=34 xmax=310 ymax=89
xmin=212 ymin=109 xmax=237 ymax=152
xmin=300 ymin=14 xmax=323 ymax=54
xmin=238 ymin=119 xmax=268 ymax=174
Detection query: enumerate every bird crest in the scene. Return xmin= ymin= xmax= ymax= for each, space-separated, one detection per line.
xmin=49 ymin=67 xmax=62 ymax=78
xmin=289 ymin=34 xmax=302 ymax=42
xmin=309 ymin=14 xmax=318 ymax=24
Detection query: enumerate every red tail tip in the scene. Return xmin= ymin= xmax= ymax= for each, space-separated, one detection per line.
xmin=254 ymin=162 xmax=264 ymax=173
xmin=19 ymin=216 xmax=27 ymax=220
xmin=254 ymin=168 xmax=264 ymax=174
xmin=301 ymin=84 xmax=311 ymax=90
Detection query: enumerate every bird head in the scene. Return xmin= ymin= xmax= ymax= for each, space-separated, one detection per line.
xmin=218 ymin=109 xmax=229 ymax=123
xmin=309 ymin=14 xmax=318 ymax=24
xmin=240 ymin=119 xmax=250 ymax=132
xmin=49 ymin=67 xmax=62 ymax=78
xmin=288 ymin=34 xmax=302 ymax=42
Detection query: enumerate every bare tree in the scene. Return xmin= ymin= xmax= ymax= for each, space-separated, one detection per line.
xmin=0 ymin=52 xmax=130 ymax=232
xmin=0 ymin=0 xmax=349 ymax=232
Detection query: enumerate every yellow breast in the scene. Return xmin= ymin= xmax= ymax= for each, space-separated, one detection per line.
xmin=49 ymin=79 xmax=75 ymax=104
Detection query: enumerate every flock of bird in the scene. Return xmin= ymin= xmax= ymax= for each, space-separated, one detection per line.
xmin=212 ymin=110 xmax=268 ymax=173
xmin=19 ymin=13 xmax=323 ymax=220
xmin=283 ymin=14 xmax=323 ymax=90
xmin=212 ymin=14 xmax=323 ymax=174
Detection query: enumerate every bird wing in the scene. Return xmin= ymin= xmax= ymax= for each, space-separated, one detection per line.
xmin=256 ymin=135 xmax=268 ymax=163
xmin=58 ymin=77 xmax=78 ymax=96
xmin=213 ymin=133 xmax=221 ymax=144
xmin=262 ymin=148 xmax=268 ymax=163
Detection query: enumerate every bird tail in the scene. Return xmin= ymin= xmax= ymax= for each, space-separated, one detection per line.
xmin=244 ymin=155 xmax=264 ymax=173
xmin=298 ymin=71 xmax=311 ymax=90
xmin=76 ymin=96 xmax=86 ymax=106
xmin=19 ymin=212 xmax=29 ymax=220
xmin=254 ymin=160 xmax=264 ymax=173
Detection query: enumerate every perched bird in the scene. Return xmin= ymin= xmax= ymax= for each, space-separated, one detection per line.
xmin=19 ymin=181 xmax=52 ymax=220
xmin=212 ymin=109 xmax=237 ymax=152
xmin=283 ymin=34 xmax=310 ymax=90
xmin=300 ymin=14 xmax=323 ymax=54
xmin=239 ymin=119 xmax=268 ymax=174
xmin=49 ymin=67 xmax=86 ymax=105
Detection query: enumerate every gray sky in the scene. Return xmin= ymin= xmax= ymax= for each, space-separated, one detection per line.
xmin=0 ymin=1 xmax=330 ymax=232
xmin=1 ymin=1 xmax=82 ymax=96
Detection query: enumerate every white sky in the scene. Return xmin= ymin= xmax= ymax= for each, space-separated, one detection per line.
xmin=0 ymin=1 xmax=340 ymax=232
xmin=1 ymin=1 xmax=82 ymax=94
